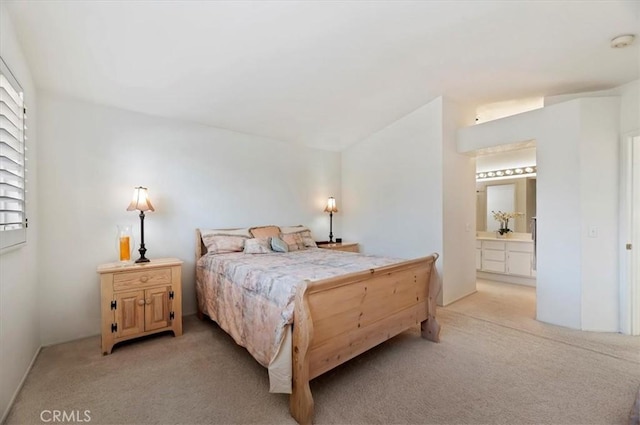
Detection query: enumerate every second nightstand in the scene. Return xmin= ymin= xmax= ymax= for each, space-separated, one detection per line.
xmin=317 ymin=242 xmax=359 ymax=253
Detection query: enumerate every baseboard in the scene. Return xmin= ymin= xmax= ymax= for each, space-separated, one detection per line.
xmin=1 ymin=345 xmax=42 ymax=424
xmin=42 ymin=333 xmax=100 ymax=348
xmin=477 ymin=271 xmax=536 ymax=287
xmin=441 ymin=289 xmax=479 ymax=307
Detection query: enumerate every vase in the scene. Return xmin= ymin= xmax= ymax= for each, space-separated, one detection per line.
xmin=116 ymin=225 xmax=134 ymax=263
xmin=496 ymin=231 xmax=506 ymax=239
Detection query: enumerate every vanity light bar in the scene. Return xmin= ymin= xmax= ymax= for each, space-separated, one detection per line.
xmin=476 ymin=166 xmax=536 ymax=180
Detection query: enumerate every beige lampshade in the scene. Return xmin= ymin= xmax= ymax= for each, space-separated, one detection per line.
xmin=324 ymin=197 xmax=338 ymax=213
xmin=126 ymin=187 xmax=155 ymax=212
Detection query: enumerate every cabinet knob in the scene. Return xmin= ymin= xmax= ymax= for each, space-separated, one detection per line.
xmin=137 ymin=299 xmax=145 ymax=306
xmin=140 ymin=276 xmax=149 ymax=283
xmin=146 ymin=298 xmax=151 ymax=305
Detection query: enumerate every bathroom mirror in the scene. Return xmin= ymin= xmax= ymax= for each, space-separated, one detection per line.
xmin=476 ymin=177 xmax=536 ymax=233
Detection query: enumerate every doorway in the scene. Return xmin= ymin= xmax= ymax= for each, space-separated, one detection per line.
xmin=474 ymin=143 xmax=537 ymax=319
xmin=621 ymin=133 xmax=640 ymax=335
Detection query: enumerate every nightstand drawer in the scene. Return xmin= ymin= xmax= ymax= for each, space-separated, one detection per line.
xmin=113 ymin=267 xmax=172 ymax=291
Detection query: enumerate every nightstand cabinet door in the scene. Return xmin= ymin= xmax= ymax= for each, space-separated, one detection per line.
xmin=115 ymin=290 xmax=145 ymax=338
xmin=145 ymin=286 xmax=171 ymax=331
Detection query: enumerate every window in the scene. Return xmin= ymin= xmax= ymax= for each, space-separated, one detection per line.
xmin=0 ymin=56 xmax=27 ymax=250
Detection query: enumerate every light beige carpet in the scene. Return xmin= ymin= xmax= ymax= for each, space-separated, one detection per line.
xmin=448 ymin=280 xmax=640 ymax=364
xmin=5 ymin=281 xmax=640 ymax=424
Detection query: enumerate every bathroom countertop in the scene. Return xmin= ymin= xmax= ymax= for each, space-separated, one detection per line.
xmin=476 ymin=231 xmax=534 ymax=242
xmin=476 ymin=236 xmax=534 ymax=242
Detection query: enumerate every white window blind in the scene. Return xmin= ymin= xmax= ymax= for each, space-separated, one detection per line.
xmin=0 ymin=56 xmax=27 ymax=250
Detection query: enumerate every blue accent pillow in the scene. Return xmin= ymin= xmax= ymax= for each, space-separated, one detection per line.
xmin=270 ymin=236 xmax=289 ymax=253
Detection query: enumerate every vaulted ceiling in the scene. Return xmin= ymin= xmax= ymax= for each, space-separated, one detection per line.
xmin=4 ymin=0 xmax=639 ymax=150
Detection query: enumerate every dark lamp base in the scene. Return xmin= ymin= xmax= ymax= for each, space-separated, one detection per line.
xmin=135 ymin=241 xmax=149 ymax=264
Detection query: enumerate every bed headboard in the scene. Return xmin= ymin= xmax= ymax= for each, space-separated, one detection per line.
xmin=195 ymin=229 xmax=208 ymax=260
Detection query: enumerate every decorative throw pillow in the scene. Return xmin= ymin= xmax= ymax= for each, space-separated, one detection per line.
xmin=270 ymin=236 xmax=289 ymax=253
xmin=280 ymin=225 xmax=317 ymax=248
xmin=249 ymin=225 xmax=281 ymax=239
xmin=244 ymin=237 xmax=272 ymax=254
xmin=200 ymin=228 xmax=251 ymax=254
xmin=281 ymin=232 xmax=305 ymax=251
xmin=298 ymin=230 xmax=317 ymax=248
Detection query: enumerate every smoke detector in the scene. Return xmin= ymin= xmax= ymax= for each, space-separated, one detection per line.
xmin=611 ymin=34 xmax=635 ymax=48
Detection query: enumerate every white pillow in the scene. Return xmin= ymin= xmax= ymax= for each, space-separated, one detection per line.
xmin=280 ymin=225 xmax=317 ymax=248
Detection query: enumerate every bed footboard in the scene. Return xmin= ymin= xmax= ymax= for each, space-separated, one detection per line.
xmin=290 ymin=254 xmax=440 ymax=424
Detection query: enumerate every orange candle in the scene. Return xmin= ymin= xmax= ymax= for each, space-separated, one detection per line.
xmin=119 ymin=236 xmax=130 ymax=261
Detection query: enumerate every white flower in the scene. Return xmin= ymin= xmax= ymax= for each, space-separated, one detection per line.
xmin=491 ymin=210 xmax=524 ymax=234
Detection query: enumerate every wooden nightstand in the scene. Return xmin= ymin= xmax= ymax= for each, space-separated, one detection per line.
xmin=97 ymin=258 xmax=183 ymax=354
xmin=317 ymin=242 xmax=359 ymax=253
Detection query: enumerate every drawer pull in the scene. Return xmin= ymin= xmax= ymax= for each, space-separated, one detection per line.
xmin=137 ymin=299 xmax=145 ymax=306
xmin=140 ymin=276 xmax=149 ymax=283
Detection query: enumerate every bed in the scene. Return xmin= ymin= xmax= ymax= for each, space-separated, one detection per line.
xmin=195 ymin=228 xmax=440 ymax=424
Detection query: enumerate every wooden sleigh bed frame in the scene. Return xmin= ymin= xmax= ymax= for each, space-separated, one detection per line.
xmin=195 ymin=230 xmax=441 ymax=424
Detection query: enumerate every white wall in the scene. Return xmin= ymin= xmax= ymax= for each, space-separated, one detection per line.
xmin=341 ymin=99 xmax=443 ymax=260
xmin=536 ymin=101 xmax=583 ymax=329
xmin=476 ymin=147 xmax=536 ymax=172
xmin=458 ymin=108 xmax=543 ymax=152
xmin=342 ymin=96 xmax=476 ymax=307
xmin=544 ymin=81 xmax=639 ymax=332
xmin=544 ymin=87 xmax=618 ymax=106
xmin=37 ymin=92 xmax=341 ymax=345
xmin=544 ymin=78 xmax=638 ymax=135
xmin=0 ymin=5 xmax=40 ymax=421
xmin=475 ymin=97 xmax=543 ymax=124
xmin=458 ymin=96 xmax=621 ymax=331
xmin=578 ymin=98 xmax=620 ymax=331
xmin=619 ymin=80 xmax=639 ymax=135
xmin=618 ymin=80 xmax=640 ymax=335
xmin=441 ymin=98 xmax=476 ymax=305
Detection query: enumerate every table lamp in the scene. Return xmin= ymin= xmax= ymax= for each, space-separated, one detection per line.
xmin=324 ymin=197 xmax=338 ymax=243
xmin=127 ymin=186 xmax=154 ymax=263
